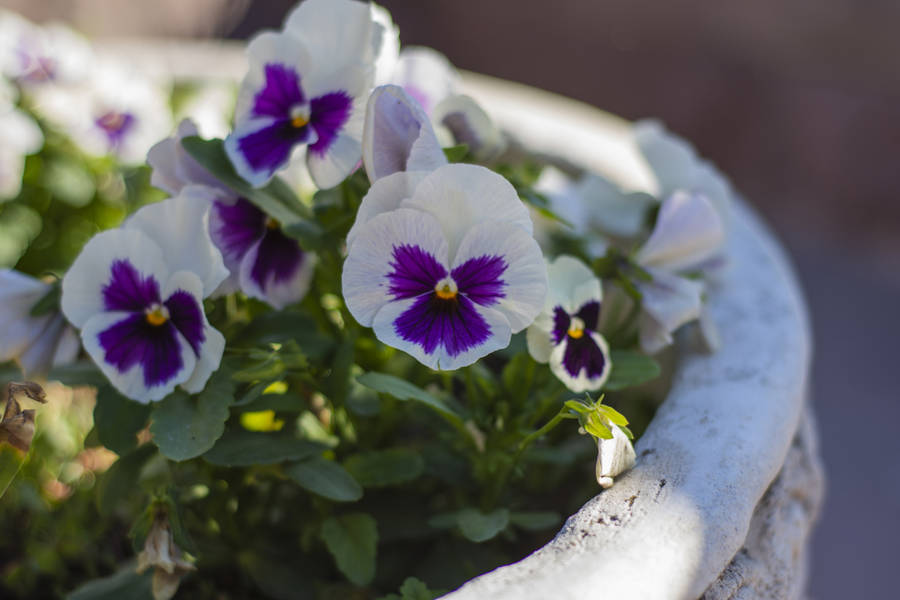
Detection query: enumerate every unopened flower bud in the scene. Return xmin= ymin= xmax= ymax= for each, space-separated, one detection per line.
xmin=595 ymin=424 xmax=636 ymax=489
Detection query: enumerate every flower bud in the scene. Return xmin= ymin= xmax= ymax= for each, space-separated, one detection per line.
xmin=595 ymin=423 xmax=636 ymax=489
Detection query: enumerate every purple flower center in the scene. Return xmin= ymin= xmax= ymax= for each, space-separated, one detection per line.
xmin=551 ymin=300 xmax=607 ymax=379
xmin=97 ymin=260 xmax=205 ymax=388
xmin=95 ymin=110 xmax=135 ymax=147
xmin=386 ymin=244 xmax=508 ymax=358
xmin=236 ymin=63 xmax=353 ymax=176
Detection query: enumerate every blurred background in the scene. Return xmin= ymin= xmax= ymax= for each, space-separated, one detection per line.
xmin=3 ymin=0 xmax=898 ymax=597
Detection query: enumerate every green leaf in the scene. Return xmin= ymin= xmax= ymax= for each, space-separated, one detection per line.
xmin=96 ymin=445 xmax=156 ymax=514
xmin=442 ymin=144 xmax=469 ymax=162
xmin=345 ymin=380 xmax=381 ymax=416
xmin=235 ymin=312 xmax=333 ymax=360
xmin=564 ymin=399 xmax=590 ymax=414
xmin=604 ymin=350 xmax=661 ymax=391
xmin=584 ymin=414 xmax=613 ymax=439
xmin=320 ymin=513 xmax=378 ymax=586
xmin=501 ymin=352 xmax=535 ymax=399
xmin=93 ymin=386 xmax=151 ymax=455
xmin=149 ymin=368 xmax=235 ymax=461
xmin=203 ymin=430 xmax=325 ymax=467
xmin=285 ymin=456 xmax=363 ymax=502
xmin=66 ymin=563 xmax=153 ymax=600
xmin=457 ymin=508 xmax=509 ymax=543
xmin=509 ymin=511 xmax=561 ymax=531
xmin=46 ymin=361 xmax=107 ymax=387
xmin=357 ymin=372 xmax=463 ymax=426
xmin=343 ymin=449 xmax=424 ymax=488
xmin=597 ymin=404 xmax=629 ymax=427
xmin=377 ymin=577 xmax=441 ymax=600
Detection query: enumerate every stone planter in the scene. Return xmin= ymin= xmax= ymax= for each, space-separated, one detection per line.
xmin=103 ymin=40 xmax=825 ymax=600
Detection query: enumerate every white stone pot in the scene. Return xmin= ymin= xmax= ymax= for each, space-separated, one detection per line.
xmin=104 ymin=40 xmax=824 ymax=600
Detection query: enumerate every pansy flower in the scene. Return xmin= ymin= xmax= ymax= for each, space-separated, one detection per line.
xmin=389 ymin=46 xmax=505 ymax=161
xmin=633 ymin=190 xmax=725 ymax=354
xmin=148 ymin=120 xmax=316 ymax=309
xmin=342 ymin=164 xmax=547 ymax=370
xmin=527 ymin=255 xmax=611 ymax=392
xmin=0 ymin=11 xmax=92 ymax=85
xmin=0 ymin=79 xmax=43 ymax=200
xmin=61 ymin=194 xmax=228 ymax=402
xmin=0 ymin=269 xmax=79 ymax=376
xmin=225 ymin=0 xmax=397 ymax=189
xmin=33 ymin=58 xmax=172 ymax=164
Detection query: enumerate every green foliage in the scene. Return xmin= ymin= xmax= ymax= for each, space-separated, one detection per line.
xmin=149 ymin=367 xmax=235 ymax=461
xmin=93 ymin=387 xmax=151 ymax=456
xmin=456 ymin=507 xmax=510 ymax=543
xmin=357 ymin=372 xmax=464 ymax=427
xmin=66 ymin=565 xmax=152 ymax=600
xmin=605 ymin=351 xmax=661 ymax=391
xmin=203 ymin=429 xmax=325 ymax=467
xmin=320 ymin=513 xmax=378 ymax=586
xmin=285 ymin=456 xmax=364 ymax=502
xmin=343 ymin=449 xmax=425 ymax=488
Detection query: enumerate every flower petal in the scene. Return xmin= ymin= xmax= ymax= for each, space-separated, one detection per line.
xmin=236 ymin=32 xmax=312 ymax=120
xmin=403 ymin=164 xmax=533 ymax=257
xmin=82 ymin=310 xmax=196 ymax=403
xmin=345 ymin=170 xmax=427 ymax=250
xmin=362 ymin=85 xmax=447 ymax=183
xmin=162 ymin=270 xmax=223 ymax=394
xmin=61 ymin=229 xmax=168 ymax=328
xmin=549 ymin=330 xmax=612 ymax=392
xmin=432 ymin=94 xmax=505 ymax=161
xmin=124 ymin=189 xmax=229 ymax=298
xmin=596 ymin=424 xmax=636 ymax=488
xmin=636 ymin=266 xmax=705 ymax=354
xmin=636 ymin=190 xmax=725 ymax=272
xmin=342 ymin=207 xmax=449 ymax=328
xmin=392 ymin=46 xmax=460 ymax=115
xmin=208 ymin=196 xmax=266 ymax=289
xmin=283 ymin=0 xmax=378 ymax=72
xmin=544 ymin=255 xmax=601 ymax=316
xmin=238 ymin=229 xmax=315 ymax=310
xmin=147 ymin=119 xmax=224 ymax=195
xmin=451 ymin=220 xmax=547 ymax=332
xmin=225 ymin=115 xmax=310 ymax=188
xmin=372 ymin=294 xmax=511 ymax=371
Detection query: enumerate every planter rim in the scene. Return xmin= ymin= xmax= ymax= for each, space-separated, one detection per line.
xmin=96 ymin=39 xmax=813 ymax=600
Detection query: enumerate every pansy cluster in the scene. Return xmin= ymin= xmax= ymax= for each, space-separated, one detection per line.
xmin=0 ymin=1 xmax=734 ymax=597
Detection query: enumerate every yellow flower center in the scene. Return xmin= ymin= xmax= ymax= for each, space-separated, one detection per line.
xmin=290 ymin=104 xmax=310 ymax=129
xmin=265 ymin=216 xmax=280 ymax=230
xmin=145 ymin=304 xmax=169 ymax=327
xmin=434 ymin=277 xmax=458 ymax=300
xmin=567 ymin=316 xmax=585 ymax=339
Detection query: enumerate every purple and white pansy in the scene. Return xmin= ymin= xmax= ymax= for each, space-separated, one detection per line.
xmin=225 ymin=0 xmax=397 ymax=189
xmin=343 ymin=164 xmax=547 ymax=370
xmin=149 ymin=120 xmax=317 ymax=310
xmin=634 ymin=190 xmax=725 ymax=354
xmin=527 ymin=255 xmax=612 ymax=392
xmin=61 ymin=195 xmax=228 ymax=403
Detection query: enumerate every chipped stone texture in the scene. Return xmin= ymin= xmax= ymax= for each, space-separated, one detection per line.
xmin=436 ymin=79 xmax=820 ymax=600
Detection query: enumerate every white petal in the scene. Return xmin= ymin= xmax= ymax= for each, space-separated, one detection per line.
xmin=306 ymin=131 xmax=363 ymax=190
xmin=433 ymin=94 xmax=506 ymax=161
xmin=392 ymin=46 xmax=460 ymax=115
xmin=0 ymin=269 xmax=46 ymax=360
xmin=124 ymin=189 xmax=228 ymax=298
xmin=636 ymin=190 xmax=725 ymax=272
xmin=362 ymin=85 xmax=446 ymax=183
xmin=371 ymin=296 xmax=511 ymax=371
xmin=451 ymin=221 xmax=547 ymax=333
xmin=162 ymin=270 xmax=224 ymax=395
xmin=526 ymin=317 xmax=554 ymax=364
xmin=634 ymin=119 xmax=732 ymax=223
xmin=51 ymin=321 xmax=81 ymax=366
xmin=636 ymin=266 xmax=704 ymax=354
xmin=0 ymin=107 xmax=43 ymax=154
xmin=283 ymin=0 xmax=377 ymax=73
xmin=80 ymin=311 xmax=197 ymax=404
xmin=237 ymin=31 xmax=312 ymax=120
xmin=17 ymin=315 xmax=64 ymax=376
xmin=403 ymin=164 xmax=533 ymax=257
xmin=0 ymin=149 xmax=25 ymax=200
xmin=346 ymin=170 xmax=428 ymax=250
xmin=342 ymin=207 xmax=449 ymax=327
xmin=575 ymin=174 xmax=655 ymax=239
xmin=147 ymin=119 xmax=223 ymax=195
xmin=545 ymin=255 xmax=600 ymax=316
xmin=549 ymin=331 xmax=612 ymax=393
xmin=596 ymin=424 xmax=636 ymax=489
xmin=370 ymin=3 xmax=400 ymax=85
xmin=697 ymin=304 xmax=720 ymax=353
xmin=61 ymin=229 xmax=168 ymax=328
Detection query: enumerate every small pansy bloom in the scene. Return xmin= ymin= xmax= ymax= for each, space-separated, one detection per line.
xmin=342 ymin=164 xmax=547 ymax=370
xmin=225 ymin=0 xmax=396 ymax=189
xmin=527 ymin=255 xmax=612 ymax=392
xmin=61 ymin=195 xmax=228 ymax=403
xmin=148 ymin=120 xmax=316 ymax=309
